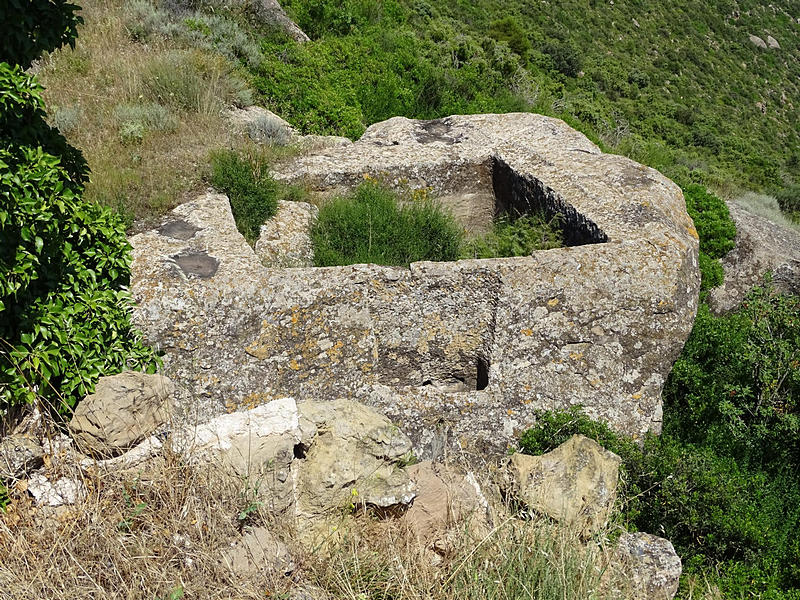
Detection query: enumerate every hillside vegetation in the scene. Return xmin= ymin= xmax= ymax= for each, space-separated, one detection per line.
xmin=2 ymin=0 xmax=799 ymax=598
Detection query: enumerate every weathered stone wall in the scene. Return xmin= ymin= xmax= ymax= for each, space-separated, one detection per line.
xmin=130 ymin=113 xmax=700 ymax=459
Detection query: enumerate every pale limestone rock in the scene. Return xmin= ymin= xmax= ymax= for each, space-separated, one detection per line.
xmin=222 ymin=526 xmax=294 ymax=576
xmin=27 ymin=472 xmax=87 ymax=507
xmin=256 ymin=200 xmax=318 ymax=267
xmin=0 ymin=434 xmax=44 ymax=479
xmin=68 ymin=371 xmax=173 ymax=457
xmin=767 ymin=35 xmax=780 ymax=49
xmin=709 ymin=201 xmax=800 ymax=314
xmin=504 ymin=435 xmax=620 ymax=533
xmin=244 ymin=0 xmax=309 ymax=42
xmin=171 ymin=397 xmax=301 ymax=513
xmin=749 ymin=34 xmax=768 ymax=49
xmin=131 ymin=113 xmax=700 ymax=456
xmin=401 ymin=460 xmax=491 ymax=545
xmin=615 ymin=532 xmax=682 ymax=600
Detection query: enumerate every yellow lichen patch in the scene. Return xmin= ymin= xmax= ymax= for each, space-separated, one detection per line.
xmin=547 ymin=298 xmax=560 ymax=307
xmin=520 ymin=328 xmax=533 ymax=336
xmin=687 ymin=224 xmax=699 ymax=239
xmin=289 ymin=359 xmax=301 ymax=371
xmin=631 ymin=392 xmax=642 ymax=400
xmin=327 ymin=340 xmax=344 ymax=362
xmin=569 ymin=351 xmax=584 ymax=360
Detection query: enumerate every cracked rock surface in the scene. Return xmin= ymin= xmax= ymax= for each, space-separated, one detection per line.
xmin=130 ymin=113 xmax=699 ymax=457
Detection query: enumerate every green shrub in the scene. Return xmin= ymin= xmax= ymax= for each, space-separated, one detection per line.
xmin=775 ymin=184 xmax=800 ymax=217
xmin=665 ymin=285 xmax=800 ymax=468
xmin=488 ymin=17 xmax=530 ymax=57
xmin=1 ymin=64 xmax=159 ymax=414
xmin=209 ymin=149 xmax=281 ymax=244
xmin=311 ymin=181 xmax=463 ymax=267
xmin=0 ymin=0 xmax=83 ymax=68
xmin=462 ymin=214 xmax=563 ymax=259
xmin=682 ymin=184 xmax=736 ymax=291
xmin=541 ymin=41 xmax=583 ymax=77
xmin=683 ymin=184 xmax=736 ymax=259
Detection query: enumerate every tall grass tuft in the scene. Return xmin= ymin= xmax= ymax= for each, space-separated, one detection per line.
xmin=311 ymin=181 xmax=464 ymax=267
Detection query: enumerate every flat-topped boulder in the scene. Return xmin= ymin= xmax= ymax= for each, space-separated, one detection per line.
xmin=130 ymin=113 xmax=699 ymax=458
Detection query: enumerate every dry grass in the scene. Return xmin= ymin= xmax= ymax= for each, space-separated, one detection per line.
xmin=37 ymin=0 xmax=254 ymax=229
xmin=0 ymin=455 xmax=294 ymax=600
xmin=0 ymin=441 xmax=632 ymax=600
xmin=307 ymin=514 xmax=625 ymax=600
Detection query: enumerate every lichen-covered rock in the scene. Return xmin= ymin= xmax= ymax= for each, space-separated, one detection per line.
xmin=709 ymin=201 xmax=800 ymax=314
xmin=256 ymin=200 xmax=318 ymax=267
xmin=131 ymin=113 xmax=700 ymax=457
xmin=295 ymin=398 xmax=416 ymax=522
xmin=614 ymin=532 xmax=682 ymax=600
xmin=504 ymin=435 xmax=620 ymax=533
xmin=0 ymin=434 xmax=44 ymax=479
xmin=69 ymin=371 xmax=173 ymax=457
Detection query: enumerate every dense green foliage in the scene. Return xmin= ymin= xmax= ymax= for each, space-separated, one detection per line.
xmin=0 ymin=0 xmax=83 ymax=67
xmin=0 ymin=23 xmax=157 ymax=415
xmin=243 ymin=0 xmax=800 ymax=200
xmin=519 ymin=282 xmax=800 ymax=598
xmin=682 ymin=184 xmax=737 ymax=291
xmin=462 ymin=214 xmax=563 ymax=259
xmin=209 ymin=149 xmax=284 ymax=244
xmin=311 ymin=182 xmax=463 ymax=267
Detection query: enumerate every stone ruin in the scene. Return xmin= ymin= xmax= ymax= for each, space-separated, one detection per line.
xmin=130 ymin=112 xmax=700 ymax=459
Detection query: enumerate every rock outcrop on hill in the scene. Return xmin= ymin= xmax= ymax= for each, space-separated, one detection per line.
xmin=130 ymin=113 xmax=700 ymax=458
xmin=709 ymin=200 xmax=800 ymax=314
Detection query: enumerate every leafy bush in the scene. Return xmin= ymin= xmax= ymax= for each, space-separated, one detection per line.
xmin=775 ymin=184 xmax=800 ymax=217
xmin=488 ymin=17 xmax=530 ymax=57
xmin=209 ymin=149 xmax=282 ymax=244
xmin=683 ymin=184 xmax=736 ymax=291
xmin=665 ymin=285 xmax=800 ymax=468
xmin=0 ymin=0 xmax=83 ymax=67
xmin=311 ymin=181 xmax=463 ymax=267
xmin=1 ymin=64 xmax=159 ymax=414
xmin=462 ymin=214 xmax=563 ymax=259
xmin=541 ymin=41 xmax=583 ymax=77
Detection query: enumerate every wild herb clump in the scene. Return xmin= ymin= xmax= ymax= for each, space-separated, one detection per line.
xmin=311 ymin=181 xmax=463 ymax=267
xmin=209 ymin=149 xmax=305 ymax=245
xmin=311 ymin=182 xmax=564 ymax=267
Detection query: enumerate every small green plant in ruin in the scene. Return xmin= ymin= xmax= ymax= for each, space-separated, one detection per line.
xmin=311 ymin=180 xmax=464 ymax=267
xmin=311 ymin=180 xmax=564 ymax=267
